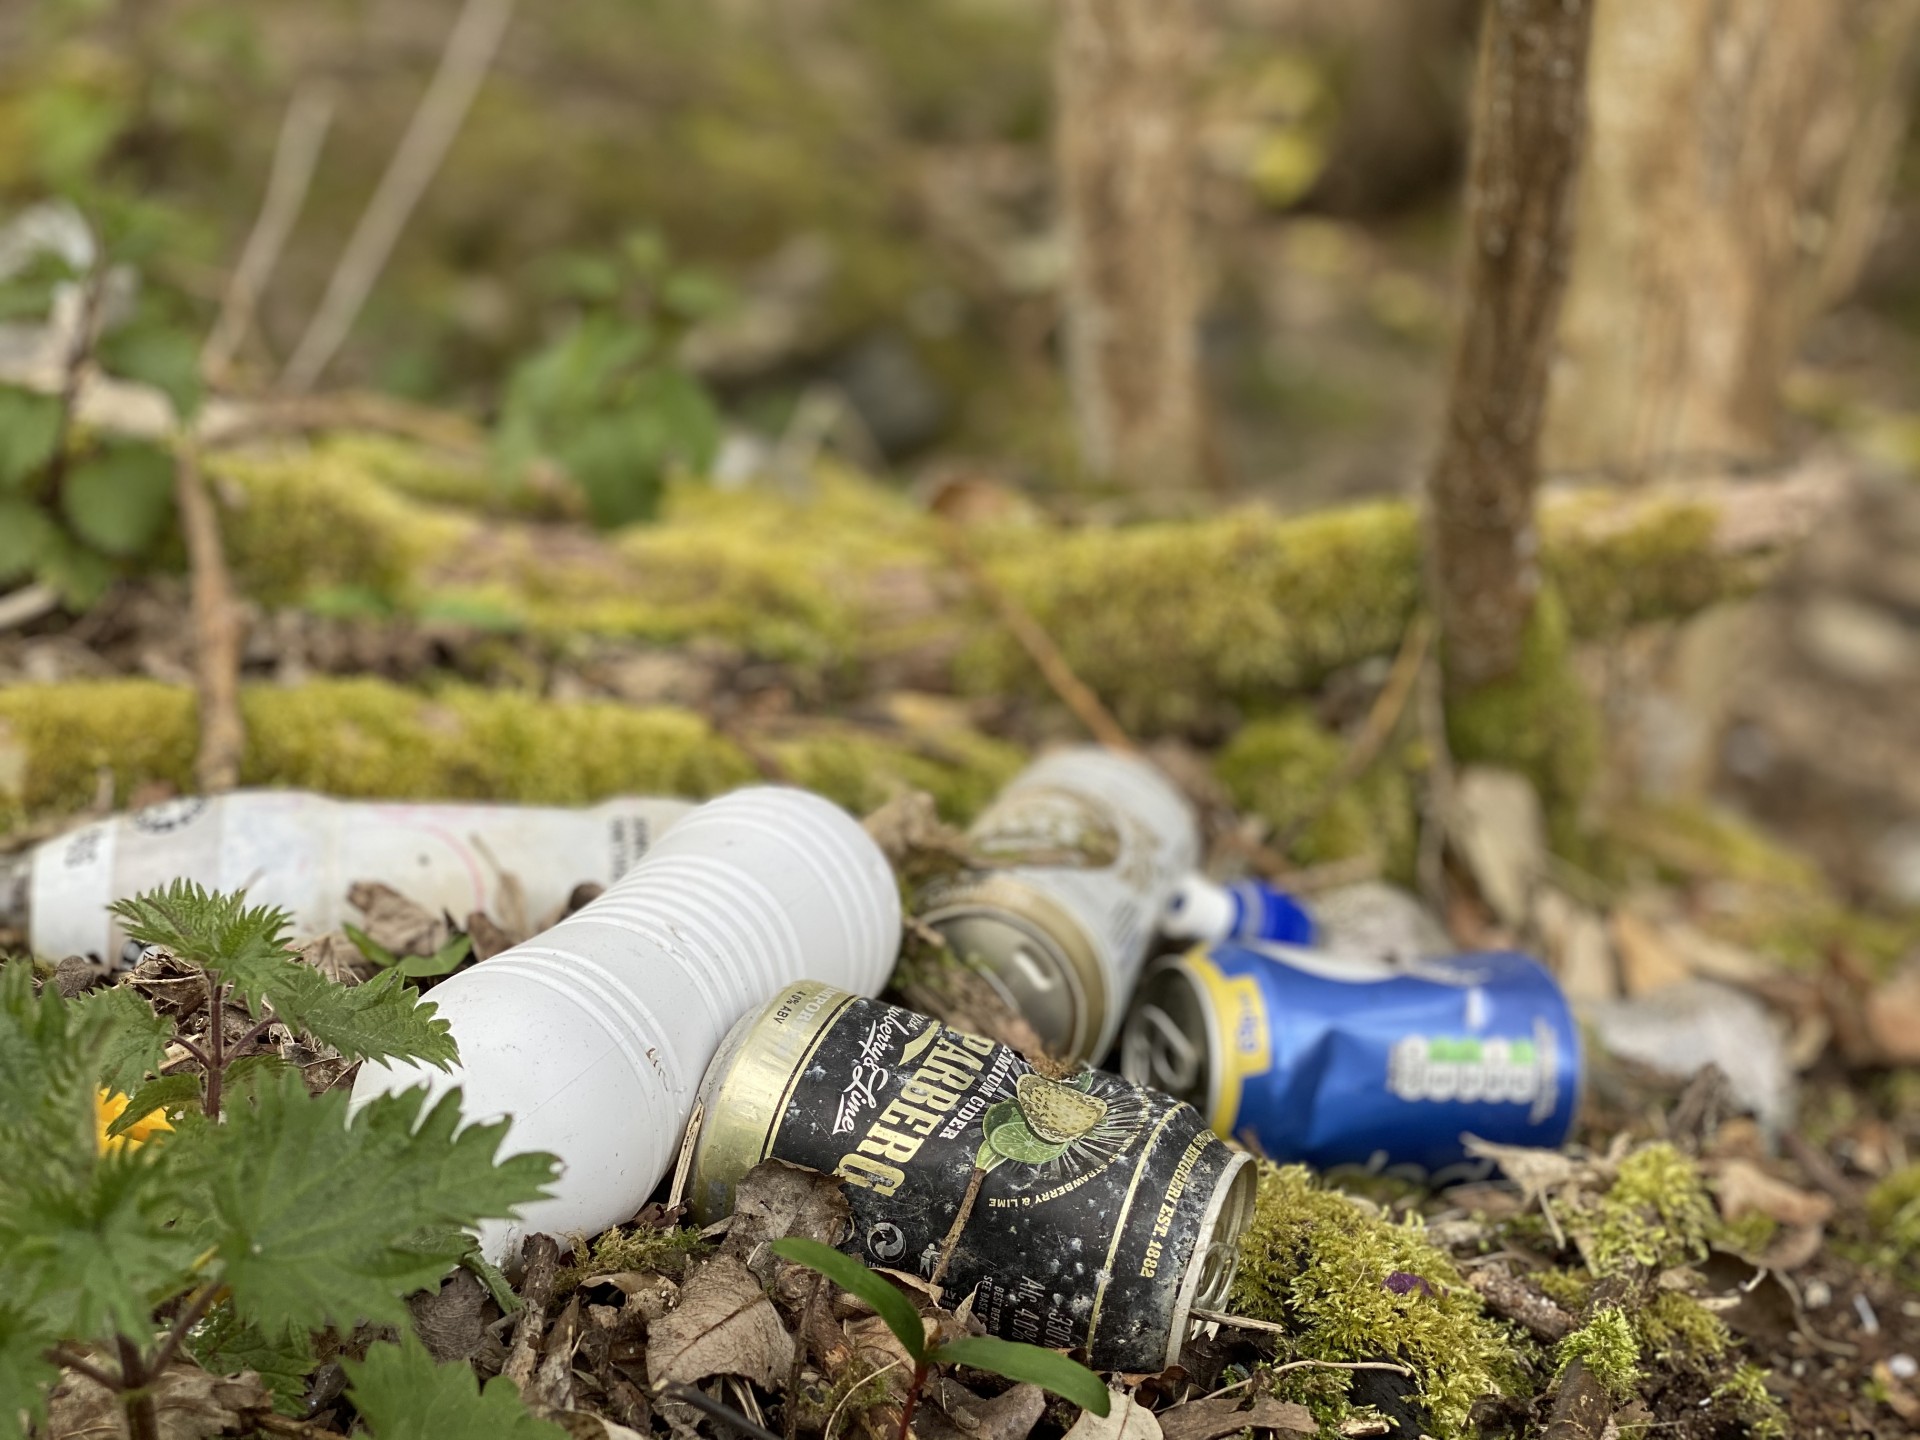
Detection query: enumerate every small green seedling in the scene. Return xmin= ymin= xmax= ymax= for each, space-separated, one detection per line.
xmin=345 ymin=922 xmax=474 ymax=981
xmin=769 ymin=1236 xmax=1110 ymax=1440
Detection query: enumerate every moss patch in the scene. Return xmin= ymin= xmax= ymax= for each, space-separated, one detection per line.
xmin=1445 ymin=589 xmax=1600 ymax=853
xmin=1228 ymin=1164 xmax=1521 ymax=1439
xmin=555 ymin=1224 xmax=707 ymax=1296
xmin=1213 ymin=708 xmax=1417 ymax=876
xmin=1634 ymin=1290 xmax=1730 ymax=1373
xmin=0 ymin=678 xmax=1023 ymax=833
xmin=1553 ymin=1307 xmax=1641 ymax=1400
xmin=1570 ymin=1143 xmax=1717 ymax=1277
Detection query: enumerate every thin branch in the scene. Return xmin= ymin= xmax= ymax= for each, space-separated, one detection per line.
xmin=117 ymin=1334 xmax=159 ymax=1440
xmin=202 ymin=84 xmax=335 ymax=385
xmin=174 ymin=441 xmax=246 ymax=793
xmin=203 ymin=973 xmax=227 ymax=1121
xmin=658 ymin=1381 xmax=790 ymax=1440
xmin=939 ymin=523 xmax=1134 ymax=752
xmin=1268 ymin=1358 xmax=1412 ymax=1379
xmin=45 ymin=1345 xmax=123 ymax=1392
xmin=147 ymin=1282 xmax=222 ymax=1378
xmin=43 ymin=265 xmax=108 ymax=510
xmin=230 ymin=1015 xmax=280 ymax=1056
xmin=928 ymin=1164 xmax=986 ymax=1291
xmin=279 ymin=0 xmax=517 ymax=392
xmin=254 ymin=1416 xmax=352 ymax=1440
xmin=0 ymin=582 xmax=59 ymax=631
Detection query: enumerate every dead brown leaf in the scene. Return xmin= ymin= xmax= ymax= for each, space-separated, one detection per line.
xmin=1451 ymin=767 xmax=1545 ymax=927
xmin=297 ymin=931 xmax=372 ymax=986
xmin=1865 ymin=957 xmax=1920 ymax=1063
xmin=406 ymin=1267 xmax=497 ymax=1365
xmin=648 ymin=1254 xmax=794 ymax=1390
xmin=346 ymin=880 xmax=448 ymax=957
xmin=1711 ymin=1158 xmax=1835 ymax=1229
xmin=1610 ymin=908 xmax=1692 ymax=997
xmin=722 ymin=1159 xmax=852 ymax=1288
xmin=466 ymin=909 xmax=514 ymax=961
xmin=46 ymin=1358 xmax=271 ymax=1440
xmin=1156 ymin=1395 xmax=1316 ymax=1440
xmin=926 ymin=1380 xmax=1047 ymax=1440
xmin=1062 ymin=1389 xmax=1164 ymax=1440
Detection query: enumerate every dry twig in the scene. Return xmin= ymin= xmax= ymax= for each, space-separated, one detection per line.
xmin=202 ymin=84 xmax=335 ymax=384
xmin=174 ymin=442 xmax=246 ymax=792
xmin=939 ymin=523 xmax=1133 ymax=752
xmin=280 ymin=0 xmax=517 ymax=392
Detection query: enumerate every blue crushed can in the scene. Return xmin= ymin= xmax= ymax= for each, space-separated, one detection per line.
xmin=1118 ymin=942 xmax=1580 ymax=1178
xmin=1161 ymin=875 xmax=1316 ymax=946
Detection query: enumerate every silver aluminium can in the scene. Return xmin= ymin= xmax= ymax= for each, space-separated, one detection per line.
xmin=913 ymin=748 xmax=1199 ymax=1063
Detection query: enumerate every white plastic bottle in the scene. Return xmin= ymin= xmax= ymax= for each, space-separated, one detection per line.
xmin=1 ymin=791 xmax=696 ymax=960
xmin=351 ymin=786 xmax=902 ymax=1261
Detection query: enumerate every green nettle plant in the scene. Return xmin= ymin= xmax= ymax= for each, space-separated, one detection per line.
xmin=0 ymin=884 xmax=560 ymax=1440
xmin=0 ymin=200 xmax=209 ymax=609
xmin=768 ymin=1237 xmax=1111 ymax=1440
xmin=494 ymin=229 xmax=727 ymax=528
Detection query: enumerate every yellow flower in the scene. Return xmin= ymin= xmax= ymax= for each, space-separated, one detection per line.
xmin=95 ymin=1089 xmax=174 ymax=1153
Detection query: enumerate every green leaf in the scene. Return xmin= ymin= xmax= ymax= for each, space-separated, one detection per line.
xmin=0 ymin=498 xmax=60 ymax=584
xmin=113 ymin=882 xmax=456 ymax=1069
xmin=0 ymin=388 xmax=62 ymax=488
xmin=32 ymin=531 xmax=112 ymax=608
xmin=346 ymin=1333 xmax=568 ymax=1440
xmin=0 ymin=1299 xmax=60 ymax=1436
xmin=768 ymin=1236 xmax=928 ymax=1363
xmin=62 ymin=442 xmax=176 ymax=556
xmin=97 ymin=325 xmax=202 ymax=420
xmin=932 ymin=1336 xmax=1111 ymax=1416
xmin=266 ymin=966 xmax=458 ymax=1070
xmin=223 ymin=1053 xmax=290 ymax=1096
xmin=109 ymin=881 xmax=293 ymax=988
xmin=186 ymin=1302 xmax=315 ymax=1416
xmin=394 ymin=933 xmax=471 ymax=980
xmin=106 ymin=1072 xmax=200 ymax=1137
xmin=188 ymin=1071 xmax=555 ymax=1334
xmin=69 ymin=983 xmax=171 ymax=1093
xmin=344 ymin=922 xmax=399 ymax=970
xmin=0 ymin=1148 xmax=203 ymax=1343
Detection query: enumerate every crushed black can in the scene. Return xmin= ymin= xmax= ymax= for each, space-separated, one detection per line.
xmin=688 ymin=981 xmax=1256 ymax=1372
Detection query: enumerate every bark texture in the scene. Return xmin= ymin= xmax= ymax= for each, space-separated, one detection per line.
xmin=1548 ymin=0 xmax=1920 ymax=478
xmin=1428 ymin=0 xmax=1595 ymax=690
xmin=1055 ymin=0 xmax=1203 ymax=493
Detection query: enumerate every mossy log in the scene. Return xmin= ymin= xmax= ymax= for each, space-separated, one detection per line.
xmin=0 ymin=677 xmax=1025 ymax=835
xmin=205 ymin=439 xmax=1847 ymax=736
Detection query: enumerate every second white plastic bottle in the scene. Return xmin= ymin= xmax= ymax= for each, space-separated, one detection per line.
xmin=351 ymin=786 xmax=902 ymax=1261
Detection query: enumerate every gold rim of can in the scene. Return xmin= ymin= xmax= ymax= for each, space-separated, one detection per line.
xmin=918 ymin=872 xmax=1110 ymax=1063
xmin=1121 ymin=955 xmax=1228 ymax=1134
xmin=686 ymin=980 xmax=859 ymax=1225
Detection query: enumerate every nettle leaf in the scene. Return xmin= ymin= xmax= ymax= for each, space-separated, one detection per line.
xmin=106 ymin=1073 xmax=201 ymax=1138
xmin=346 ymin=1333 xmax=567 ymax=1440
xmin=62 ymin=441 xmax=176 ymax=556
xmin=187 ymin=1302 xmax=315 ymax=1416
xmin=0 ymin=1150 xmax=200 ymax=1343
xmin=190 ymin=1072 xmax=555 ymax=1335
xmin=934 ymin=1336 xmax=1110 ymax=1417
xmin=69 ymin=983 xmax=171 ymax=1093
xmin=769 ymin=1236 xmax=928 ymax=1363
xmin=0 ymin=1299 xmax=60 ymax=1436
xmin=267 ymin=966 xmax=458 ymax=1070
xmin=32 ymin=530 xmax=113 ymax=608
xmin=110 ymin=881 xmax=293 ymax=984
xmin=0 ymin=497 xmax=60 ymax=583
xmin=0 ymin=963 xmax=108 ymax=1173
xmin=0 ymin=388 xmax=62 ymax=487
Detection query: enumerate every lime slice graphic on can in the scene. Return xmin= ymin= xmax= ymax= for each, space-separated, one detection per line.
xmin=975 ymin=1074 xmax=1109 ymax=1170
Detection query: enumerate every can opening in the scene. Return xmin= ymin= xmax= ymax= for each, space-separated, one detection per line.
xmin=1193 ymin=1158 xmax=1257 ymax=1312
xmin=1119 ymin=963 xmax=1215 ymax=1113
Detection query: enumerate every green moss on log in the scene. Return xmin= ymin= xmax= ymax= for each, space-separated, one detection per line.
xmin=1229 ymin=1164 xmax=1521 ymax=1439
xmin=1213 ymin=708 xmax=1418 ymax=876
xmin=194 ymin=441 xmax=1799 ymax=735
xmin=1553 ymin=1308 xmax=1641 ymax=1400
xmin=1445 ymin=590 xmax=1600 ymax=851
xmin=965 ymin=503 xmax=1422 ymax=734
xmin=0 ymin=678 xmax=1023 ymax=833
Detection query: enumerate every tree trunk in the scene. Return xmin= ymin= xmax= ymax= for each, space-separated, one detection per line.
xmin=1054 ymin=0 xmax=1203 ymax=494
xmin=1547 ymin=0 xmax=1920 ymax=479
xmin=1427 ymin=0 xmax=1595 ymax=690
